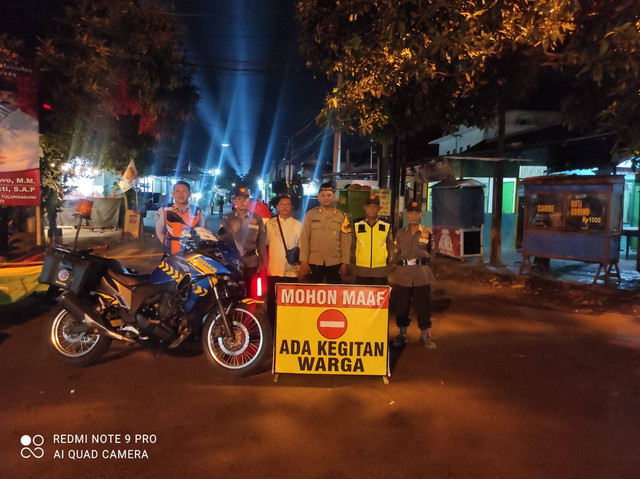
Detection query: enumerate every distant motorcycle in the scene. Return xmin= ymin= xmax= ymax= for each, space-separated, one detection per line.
xmin=38 ymin=212 xmax=271 ymax=376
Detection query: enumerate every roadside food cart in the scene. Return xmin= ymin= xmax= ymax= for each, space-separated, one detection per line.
xmin=519 ymin=175 xmax=624 ymax=283
xmin=432 ymin=179 xmax=484 ymax=260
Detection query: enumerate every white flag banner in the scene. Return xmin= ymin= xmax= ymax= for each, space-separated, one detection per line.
xmin=118 ymin=159 xmax=138 ymax=192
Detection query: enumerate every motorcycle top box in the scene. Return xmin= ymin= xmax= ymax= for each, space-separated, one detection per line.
xmin=39 ymin=246 xmax=106 ymax=295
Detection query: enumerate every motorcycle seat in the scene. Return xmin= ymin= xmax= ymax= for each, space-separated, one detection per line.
xmin=106 ymin=259 xmax=150 ymax=287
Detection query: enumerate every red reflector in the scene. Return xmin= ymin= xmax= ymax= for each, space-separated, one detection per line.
xmin=251 ymin=274 xmax=265 ymax=299
xmin=43 ymin=103 xmax=52 ymax=110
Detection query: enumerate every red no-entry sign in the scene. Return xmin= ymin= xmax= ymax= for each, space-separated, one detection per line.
xmin=317 ymin=309 xmax=348 ymax=339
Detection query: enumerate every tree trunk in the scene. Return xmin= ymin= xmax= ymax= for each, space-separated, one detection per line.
xmin=390 ymin=138 xmax=399 ymax=231
xmin=379 ymin=142 xmax=389 ymax=189
xmin=399 ymin=137 xmax=407 ymax=229
xmin=46 ymin=202 xmax=59 ymax=243
xmin=490 ymin=105 xmax=506 ymax=265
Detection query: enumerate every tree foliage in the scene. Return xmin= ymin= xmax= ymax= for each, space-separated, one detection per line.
xmin=297 ymin=0 xmax=640 ymax=154
xmin=560 ymin=0 xmax=640 ymax=154
xmin=37 ymin=0 xmax=197 ymax=173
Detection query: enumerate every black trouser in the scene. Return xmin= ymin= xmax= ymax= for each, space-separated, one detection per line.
xmin=309 ymin=263 xmax=342 ymax=284
xmin=243 ymin=266 xmax=258 ymax=298
xmin=267 ymin=276 xmax=298 ymax=326
xmin=394 ymin=284 xmax=431 ymax=330
xmin=355 ymin=276 xmax=388 ymax=285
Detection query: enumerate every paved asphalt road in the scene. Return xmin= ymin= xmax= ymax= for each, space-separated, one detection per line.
xmin=1 ymin=249 xmax=640 ymax=479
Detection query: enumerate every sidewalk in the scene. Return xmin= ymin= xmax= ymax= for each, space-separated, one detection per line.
xmin=430 ymin=249 xmax=640 ymax=317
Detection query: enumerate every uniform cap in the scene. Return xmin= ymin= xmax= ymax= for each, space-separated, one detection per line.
xmin=365 ymin=194 xmax=380 ymax=206
xmin=319 ymin=182 xmax=334 ymax=192
xmin=234 ymin=186 xmax=250 ymax=198
xmin=406 ymin=200 xmax=422 ymax=212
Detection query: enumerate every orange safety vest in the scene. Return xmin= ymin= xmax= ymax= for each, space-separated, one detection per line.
xmin=164 ymin=204 xmax=203 ymax=255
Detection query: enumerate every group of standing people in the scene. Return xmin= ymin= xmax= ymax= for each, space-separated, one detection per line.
xmin=155 ymin=181 xmax=436 ymax=349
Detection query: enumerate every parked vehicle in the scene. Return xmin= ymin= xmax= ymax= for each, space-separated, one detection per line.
xmin=38 ymin=212 xmax=271 ymax=376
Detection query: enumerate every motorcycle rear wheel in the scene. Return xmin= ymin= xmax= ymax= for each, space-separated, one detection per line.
xmin=46 ymin=305 xmax=112 ymax=367
xmin=202 ymin=304 xmax=272 ymax=376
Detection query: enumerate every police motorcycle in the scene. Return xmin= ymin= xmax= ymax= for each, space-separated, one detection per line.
xmin=38 ymin=211 xmax=271 ymax=377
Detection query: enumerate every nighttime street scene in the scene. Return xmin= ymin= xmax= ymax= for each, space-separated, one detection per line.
xmin=1 ymin=0 xmax=640 ymax=477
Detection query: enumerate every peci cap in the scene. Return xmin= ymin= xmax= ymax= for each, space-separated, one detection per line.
xmin=319 ymin=182 xmax=334 ymax=193
xmin=233 ymin=186 xmax=250 ymax=198
xmin=406 ymin=200 xmax=422 ymax=212
xmin=277 ymin=195 xmax=293 ymax=204
xmin=365 ymin=194 xmax=380 ymax=206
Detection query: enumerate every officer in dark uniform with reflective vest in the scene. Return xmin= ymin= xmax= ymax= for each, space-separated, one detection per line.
xmin=299 ymin=182 xmax=352 ymax=284
xmin=219 ymin=186 xmax=267 ymax=295
xmin=155 ymin=181 xmax=206 ymax=256
xmin=352 ymin=193 xmax=393 ymax=285
xmin=390 ymin=199 xmax=436 ymax=349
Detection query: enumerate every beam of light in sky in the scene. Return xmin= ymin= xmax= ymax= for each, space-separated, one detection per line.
xmin=162 ymin=0 xmax=327 ymax=190
xmin=261 ymin=73 xmax=289 ymax=180
xmin=301 ymin=126 xmax=333 ymax=216
xmin=175 ymin=119 xmax=192 ymax=177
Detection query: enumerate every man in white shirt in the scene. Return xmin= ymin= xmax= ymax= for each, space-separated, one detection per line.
xmin=265 ymin=195 xmax=301 ymax=324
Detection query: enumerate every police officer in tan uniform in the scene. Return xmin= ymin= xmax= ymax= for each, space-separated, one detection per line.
xmin=219 ymin=186 xmax=267 ymax=295
xmin=390 ymin=199 xmax=436 ymax=349
xmin=299 ymin=182 xmax=352 ymax=284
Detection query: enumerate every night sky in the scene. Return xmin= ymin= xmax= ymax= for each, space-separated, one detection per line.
xmin=165 ymin=0 xmax=330 ymax=179
xmin=0 ymin=0 xmax=332 ymax=180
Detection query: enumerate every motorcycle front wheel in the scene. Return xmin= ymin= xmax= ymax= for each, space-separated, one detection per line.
xmin=202 ymin=304 xmax=272 ymax=377
xmin=46 ymin=305 xmax=112 ymax=367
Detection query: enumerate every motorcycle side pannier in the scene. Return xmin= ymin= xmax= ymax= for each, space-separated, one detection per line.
xmin=39 ymin=248 xmax=103 ymax=294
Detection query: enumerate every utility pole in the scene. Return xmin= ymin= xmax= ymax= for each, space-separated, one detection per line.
xmin=332 ymin=73 xmax=343 ymax=175
xmin=490 ymin=105 xmax=506 ymax=265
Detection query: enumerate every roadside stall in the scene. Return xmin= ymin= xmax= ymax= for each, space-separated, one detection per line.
xmin=519 ymin=175 xmax=624 ymax=283
xmin=432 ymin=179 xmax=485 ymax=260
xmin=58 ymin=197 xmax=123 ymax=229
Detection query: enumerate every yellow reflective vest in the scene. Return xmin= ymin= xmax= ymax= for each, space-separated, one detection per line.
xmin=354 ymin=219 xmax=390 ymax=268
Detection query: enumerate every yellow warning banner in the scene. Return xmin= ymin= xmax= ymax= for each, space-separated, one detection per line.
xmin=274 ymin=284 xmax=390 ymax=376
xmin=0 ymin=265 xmax=47 ymax=305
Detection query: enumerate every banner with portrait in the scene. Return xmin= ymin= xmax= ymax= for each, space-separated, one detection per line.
xmin=0 ymin=56 xmax=41 ymax=206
